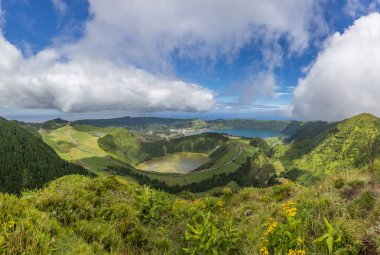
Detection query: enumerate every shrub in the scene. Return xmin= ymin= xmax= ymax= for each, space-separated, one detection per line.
xmin=73 ymin=220 xmax=121 ymax=252
xmin=183 ymin=212 xmax=240 ymax=254
xmin=333 ymin=178 xmax=345 ymax=189
xmin=351 ymin=191 xmax=376 ymax=218
xmin=137 ymin=186 xmax=172 ymax=224
xmin=314 ymin=218 xmax=342 ymax=254
xmin=203 ymin=196 xmax=228 ymax=214
xmin=272 ymin=183 xmax=294 ymax=201
xmin=259 ymin=201 xmax=305 ymax=255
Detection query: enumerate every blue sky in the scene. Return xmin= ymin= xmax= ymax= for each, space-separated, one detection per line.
xmin=1 ymin=0 xmax=380 ymax=121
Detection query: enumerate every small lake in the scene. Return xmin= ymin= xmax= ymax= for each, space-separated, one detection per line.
xmin=209 ymin=128 xmax=284 ymax=138
xmin=136 ymin=152 xmax=209 ymax=174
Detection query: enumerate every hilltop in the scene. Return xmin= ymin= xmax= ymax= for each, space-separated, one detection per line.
xmin=282 ymin=113 xmax=380 ymax=173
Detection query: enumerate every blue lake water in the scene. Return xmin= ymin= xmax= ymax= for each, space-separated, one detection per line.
xmin=209 ymin=128 xmax=284 ymax=138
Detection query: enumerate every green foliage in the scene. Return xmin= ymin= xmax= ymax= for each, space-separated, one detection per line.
xmin=351 ymin=191 xmax=376 ymax=218
xmin=333 ymin=178 xmax=345 ymax=189
xmin=137 ymin=186 xmax=172 ymax=224
xmin=0 ymin=117 xmax=88 ymax=194
xmin=41 ymin=118 xmax=69 ymax=130
xmin=259 ymin=201 xmax=305 ymax=255
xmin=284 ymin=113 xmax=380 ymax=173
xmin=314 ymin=218 xmax=342 ymax=254
xmin=184 ymin=212 xmax=240 ymax=255
xmin=250 ymin=137 xmax=273 ymax=157
xmin=271 ymin=183 xmax=294 ymax=201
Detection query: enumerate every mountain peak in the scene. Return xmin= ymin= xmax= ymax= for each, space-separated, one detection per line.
xmin=350 ymin=113 xmax=378 ymax=120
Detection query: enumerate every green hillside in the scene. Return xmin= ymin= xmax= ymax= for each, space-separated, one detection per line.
xmin=0 ymin=117 xmax=88 ymax=194
xmin=284 ymin=114 xmax=380 ymax=173
xmin=97 ymin=127 xmax=148 ymax=165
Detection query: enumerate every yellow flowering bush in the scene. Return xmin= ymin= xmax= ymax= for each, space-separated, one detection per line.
xmin=0 ymin=218 xmax=16 ymax=248
xmin=259 ymin=201 xmax=305 ymax=255
xmin=221 ymin=187 xmax=233 ymax=196
xmin=287 ymin=249 xmax=306 ymax=255
xmin=172 ymin=198 xmax=195 ymax=219
xmin=192 ymin=199 xmax=206 ymax=210
xmin=200 ymin=196 xmax=229 ymax=215
xmin=282 ymin=201 xmax=297 ymax=218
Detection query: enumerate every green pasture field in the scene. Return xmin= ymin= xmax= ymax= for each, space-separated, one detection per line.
xmin=39 ymin=125 xmax=117 ymax=174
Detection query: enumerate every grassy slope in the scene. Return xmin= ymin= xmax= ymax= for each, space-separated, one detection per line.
xmin=283 ymin=113 xmax=380 ymax=173
xmin=1 ymin=165 xmax=379 ymax=254
xmin=39 ymin=126 xmax=118 ymax=174
xmin=97 ymin=127 xmax=147 ymax=165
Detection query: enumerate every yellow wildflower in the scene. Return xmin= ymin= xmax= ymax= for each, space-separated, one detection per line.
xmin=282 ymin=201 xmax=297 ymax=217
xmin=192 ymin=199 xmax=206 ymax=209
xmin=267 ymin=222 xmax=278 ymax=234
xmin=0 ymin=235 xmax=4 ymax=247
xmin=287 ymin=249 xmax=306 ymax=255
xmin=259 ymin=246 xmax=269 ymax=255
xmin=297 ymin=250 xmax=306 ymax=255
xmin=297 ymin=236 xmax=303 ymax=246
xmin=216 ymin=200 xmax=225 ymax=208
xmin=172 ymin=199 xmax=190 ymax=212
xmin=221 ymin=187 xmax=232 ymax=195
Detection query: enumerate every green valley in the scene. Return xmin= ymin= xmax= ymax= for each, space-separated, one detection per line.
xmin=38 ymin=122 xmax=271 ymax=193
xmin=2 ymin=113 xmax=380 ymax=254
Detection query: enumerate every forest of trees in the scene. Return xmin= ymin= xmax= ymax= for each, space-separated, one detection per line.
xmin=0 ymin=117 xmax=89 ymax=194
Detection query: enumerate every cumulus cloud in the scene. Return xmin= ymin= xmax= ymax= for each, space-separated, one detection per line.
xmin=75 ymin=0 xmax=325 ymax=71
xmin=0 ymin=34 xmax=214 ymax=112
xmin=0 ymin=0 xmax=326 ymax=113
xmin=293 ymin=13 xmax=380 ymax=121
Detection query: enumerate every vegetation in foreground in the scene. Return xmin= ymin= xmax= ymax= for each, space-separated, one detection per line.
xmin=0 ymin=167 xmax=379 ymax=254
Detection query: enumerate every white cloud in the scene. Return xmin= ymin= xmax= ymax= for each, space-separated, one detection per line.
xmin=52 ymin=0 xmax=67 ymax=15
xmin=293 ymin=13 xmax=380 ymax=121
xmin=0 ymin=32 xmax=214 ymax=112
xmin=239 ymin=72 xmax=278 ymax=104
xmin=70 ymin=0 xmax=327 ymax=70
xmin=0 ymin=0 xmax=327 ymax=114
xmin=345 ymin=0 xmax=380 ymax=17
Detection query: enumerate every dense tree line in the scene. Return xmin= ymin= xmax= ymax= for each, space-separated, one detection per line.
xmin=0 ymin=117 xmax=88 ymax=194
